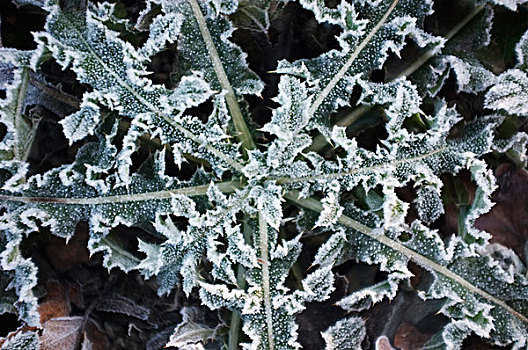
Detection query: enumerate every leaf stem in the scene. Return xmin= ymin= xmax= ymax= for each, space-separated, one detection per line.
xmin=307 ymin=0 xmax=400 ymax=119
xmin=188 ymin=0 xmax=256 ymax=151
xmin=276 ymin=146 xmax=447 ymax=185
xmin=259 ymin=211 xmax=275 ymax=350
xmin=228 ymin=215 xmax=252 ymax=350
xmin=308 ymin=3 xmax=486 ymax=152
xmin=393 ymin=3 xmax=486 ymax=80
xmin=284 ymin=191 xmax=528 ymax=325
xmin=228 ymin=310 xmax=242 ymax=350
xmin=0 ymin=179 xmax=241 ymax=205
xmin=66 ymin=16 xmax=244 ymax=172
xmin=13 ymin=67 xmax=31 ymax=160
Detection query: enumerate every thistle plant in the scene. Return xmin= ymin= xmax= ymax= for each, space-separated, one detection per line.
xmin=0 ymin=0 xmax=528 ymax=349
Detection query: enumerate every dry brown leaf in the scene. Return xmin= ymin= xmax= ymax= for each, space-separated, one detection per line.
xmin=38 ymin=280 xmax=71 ymax=323
xmin=40 ymin=316 xmax=84 ymax=350
xmin=393 ymin=323 xmax=433 ymax=350
xmin=95 ymin=293 xmax=149 ymax=320
xmin=82 ymin=320 xmax=108 ymax=350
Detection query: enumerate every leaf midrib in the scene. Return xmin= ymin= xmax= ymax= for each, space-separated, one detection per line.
xmin=0 ymin=180 xmax=240 ymax=205
xmin=276 ymin=145 xmax=448 ymax=185
xmin=285 ymin=191 xmax=528 ymax=325
xmin=63 ymin=12 xmax=244 ymax=172
xmin=187 ymin=0 xmax=256 ymax=151
xmin=306 ymin=0 xmax=400 ymax=119
xmin=13 ymin=67 xmax=31 ymax=160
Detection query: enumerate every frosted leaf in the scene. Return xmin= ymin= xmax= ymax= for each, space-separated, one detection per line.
xmin=10 ymin=0 xmax=45 ymax=6
xmin=171 ymin=193 xmax=199 ymax=218
xmin=59 ymin=98 xmax=100 ymax=144
xmin=489 ymin=0 xmax=528 ymax=10
xmin=420 ymin=251 xmax=528 ymax=348
xmin=161 ymin=75 xmax=214 ymax=114
xmin=0 ymin=144 xmax=213 ymax=284
xmin=492 ymin=131 xmax=528 ymax=166
xmin=262 ymin=76 xmax=315 ymax=171
xmin=277 ymin=0 xmax=434 ymax=133
xmin=207 ymin=0 xmax=239 ymax=16
xmin=166 ymin=307 xmax=218 ymax=349
xmin=92 ymin=234 xmax=141 ymax=272
xmin=231 ymin=0 xmax=272 ymax=34
xmin=267 ymin=135 xmax=313 ymax=170
xmin=157 ymin=0 xmax=264 ymax=97
xmin=314 ymin=180 xmax=343 ymax=228
xmin=312 ymin=228 xmax=347 ymax=267
xmin=485 ymin=69 xmax=528 ymax=116
xmin=34 ymin=1 xmax=239 ymax=183
xmin=357 ymin=78 xmax=421 ymax=138
xmin=339 ymin=204 xmax=409 ymax=274
xmin=0 ymin=49 xmax=39 ymax=163
xmin=299 ymin=0 xmax=368 ymax=30
xmin=382 ymin=184 xmax=409 ymax=230
xmin=337 ymin=279 xmax=400 ymax=312
xmin=458 ymin=158 xmax=496 ymax=245
xmin=261 ymin=76 xmax=312 ymax=141
xmin=226 ymin=225 xmax=258 ymax=268
xmin=0 ymin=231 xmax=40 ymax=327
xmin=212 ymin=219 xmax=306 ymax=350
xmin=249 ymin=184 xmax=283 ymax=230
xmin=198 ymin=282 xmax=246 ymax=311
xmin=320 ymin=202 xmax=528 ymax=349
xmin=329 ymin=126 xmax=358 ymax=155
xmin=484 ymin=28 xmax=528 ymax=117
xmin=415 ymin=186 xmax=444 ymax=223
xmin=137 ymin=12 xmax=184 ymax=60
xmin=136 ymin=239 xmax=163 ymax=278
xmin=516 ymin=29 xmax=528 ymax=71
xmin=321 ymin=317 xmax=366 ymax=350
xmin=446 ymin=56 xmax=497 ymax=93
xmin=0 ymin=331 xmax=40 ymax=350
xmin=138 ymin=220 xmax=210 ymax=296
xmin=410 ymin=5 xmax=494 ymax=97
xmin=207 ymin=237 xmax=237 ymax=285
xmin=301 ymin=264 xmax=335 ymax=302
xmin=483 ymin=243 xmax=525 ymax=276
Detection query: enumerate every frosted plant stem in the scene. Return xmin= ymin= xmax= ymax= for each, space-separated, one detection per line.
xmin=228 ymin=304 xmax=242 ymax=350
xmin=308 ymin=3 xmax=486 ymax=152
xmin=228 ymin=216 xmax=252 ymax=350
xmin=307 ymin=0 xmax=399 ymax=119
xmin=65 ymin=17 xmax=244 ymax=172
xmin=188 ymin=0 xmax=256 ymax=151
xmin=394 ymin=4 xmax=486 ymax=79
xmin=276 ymin=146 xmax=447 ymax=185
xmin=30 ymin=77 xmax=80 ymax=109
xmin=13 ymin=67 xmax=30 ymax=160
xmin=259 ymin=211 xmax=275 ymax=350
xmin=284 ymin=191 xmax=528 ymax=325
xmin=0 ymin=179 xmax=242 ymax=205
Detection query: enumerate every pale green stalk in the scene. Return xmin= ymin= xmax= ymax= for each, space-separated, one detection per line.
xmin=284 ymin=191 xmax=528 ymax=325
xmin=309 ymin=3 xmax=487 ymax=152
xmin=188 ymin=0 xmax=256 ymax=151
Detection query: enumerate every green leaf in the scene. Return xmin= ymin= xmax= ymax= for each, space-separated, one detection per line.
xmin=322 ymin=317 xmax=366 ymax=350
xmin=277 ymin=0 xmax=435 ymax=134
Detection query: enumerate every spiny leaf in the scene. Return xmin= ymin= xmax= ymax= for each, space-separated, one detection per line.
xmin=277 ymin=0 xmax=435 ymax=134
